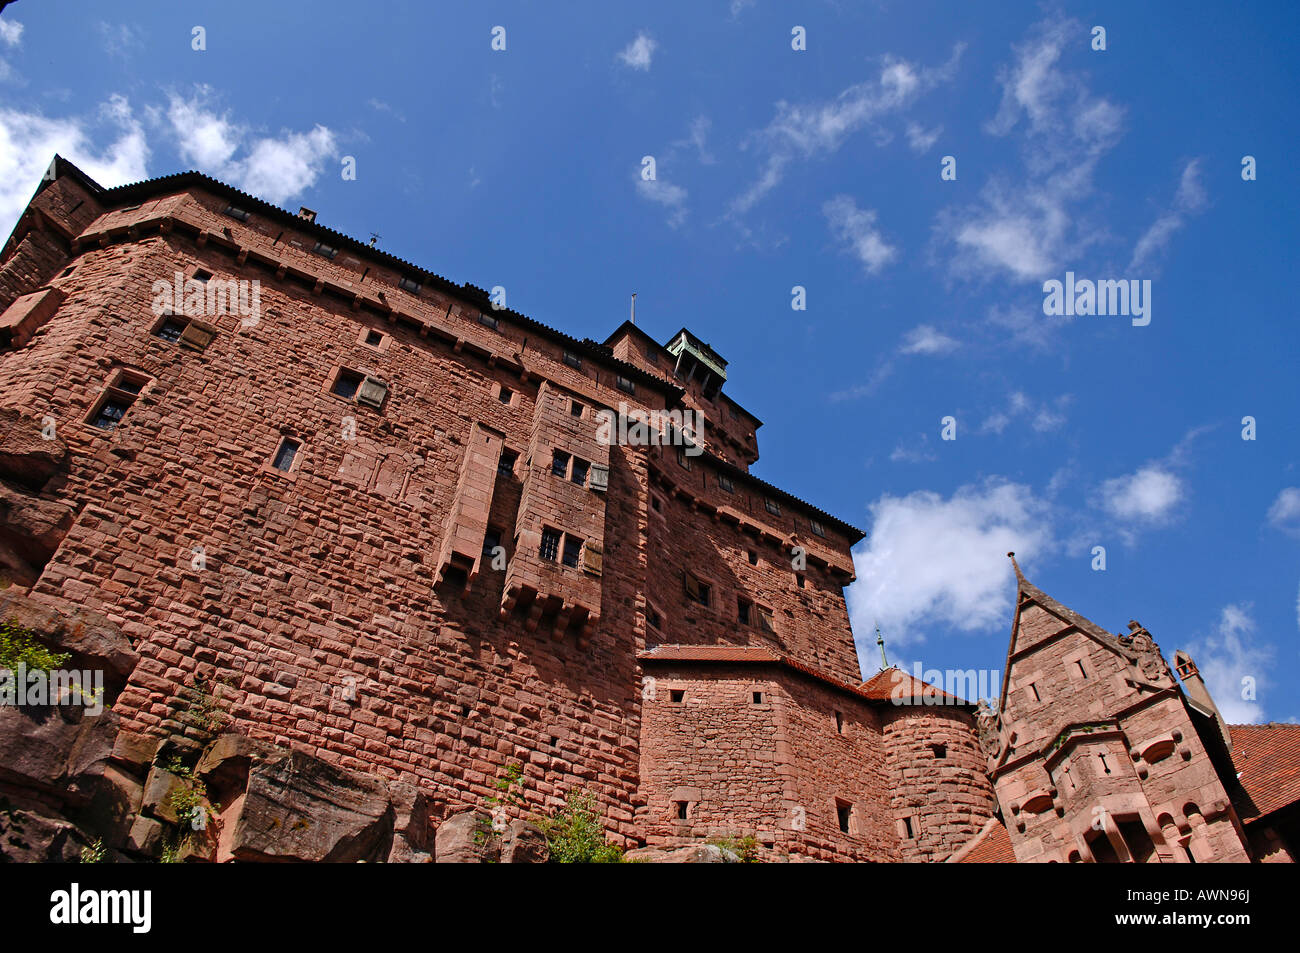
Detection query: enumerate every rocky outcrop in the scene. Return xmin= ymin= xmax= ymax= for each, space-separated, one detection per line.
xmin=623 ymin=844 xmax=742 ymax=863
xmin=0 ymin=590 xmax=437 ymax=863
xmin=0 ymin=407 xmax=72 ymax=587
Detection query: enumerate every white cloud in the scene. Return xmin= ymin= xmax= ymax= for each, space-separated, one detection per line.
xmin=1130 ymin=159 xmax=1208 ymax=270
xmin=824 ymin=195 xmax=897 ymax=274
xmin=733 ymin=46 xmax=962 ymax=215
xmin=0 ymin=19 xmax=23 ymax=47
xmin=636 ymin=176 xmax=688 ymax=228
xmin=905 ymin=122 xmax=941 ymax=153
xmin=847 ymin=480 xmax=1054 ymax=651
xmin=899 ymin=324 xmax=959 ymax=355
xmin=1185 ymin=604 xmax=1272 ymax=724
xmin=1097 ymin=465 xmax=1183 ymax=524
xmin=96 ymin=22 xmax=140 ymax=58
xmin=941 ymin=17 xmax=1123 ymax=284
xmin=0 ymin=95 xmax=150 ymax=235
xmin=979 ymin=390 xmax=1070 ymax=435
xmin=617 ymin=32 xmax=657 ymax=71
xmin=159 ymin=88 xmax=337 ymax=205
xmin=1267 ymin=487 xmax=1300 ymax=537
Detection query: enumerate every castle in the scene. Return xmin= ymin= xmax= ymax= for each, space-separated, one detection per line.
xmin=0 ymin=156 xmax=1296 ymax=862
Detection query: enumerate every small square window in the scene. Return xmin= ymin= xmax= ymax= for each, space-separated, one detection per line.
xmin=718 ymin=474 xmax=735 ymax=493
xmin=616 ymin=375 xmax=635 ymax=395
xmin=364 ymin=329 xmax=384 ymax=347
xmin=570 ymin=458 xmax=589 ymax=486
xmin=570 ymin=400 xmax=584 ymax=417
xmin=312 ymin=241 xmax=337 ymax=260
xmin=562 ymin=536 xmax=582 ymax=568
xmin=809 ymin=518 xmax=826 ymax=538
xmin=752 ymin=691 xmax=763 ymax=705
xmin=930 ymin=744 xmax=947 ymax=759
xmin=748 ymin=551 xmax=758 ymax=566
xmin=498 ymin=449 xmax=518 ymax=476
xmin=551 ymin=450 xmax=571 ymax=477
xmin=192 ymin=268 xmax=213 ymax=284
xmin=479 ymin=312 xmax=499 ymax=330
xmin=539 ymin=527 xmax=561 ymax=561
xmin=684 ymin=573 xmax=710 ymax=607
xmin=399 ymin=276 xmax=422 ymax=294
xmin=670 ymin=690 xmax=684 ymax=704
xmin=154 ymin=317 xmax=188 ymax=343
xmin=498 ymin=386 xmax=513 ymax=404
xmin=674 ymin=801 xmax=689 ymax=820
xmin=764 ymin=498 xmax=782 ymax=516
xmin=563 ymin=350 xmax=582 ymax=369
xmin=272 ymin=438 xmax=301 ymax=472
xmin=224 ymin=205 xmax=250 ymax=222
xmin=332 ymin=368 xmax=364 ymax=400
xmin=90 ymin=396 xmax=132 ymax=431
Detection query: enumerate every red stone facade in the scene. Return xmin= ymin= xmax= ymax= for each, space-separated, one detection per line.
xmin=2 ymin=157 xmax=1296 ymax=863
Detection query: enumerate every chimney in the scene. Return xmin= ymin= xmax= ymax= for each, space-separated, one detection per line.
xmin=298 ymin=207 xmax=317 ymax=223
xmin=1173 ymin=649 xmax=1233 ymax=754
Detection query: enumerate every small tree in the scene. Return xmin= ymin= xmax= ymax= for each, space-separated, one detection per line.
xmin=536 ymin=789 xmax=623 ymax=863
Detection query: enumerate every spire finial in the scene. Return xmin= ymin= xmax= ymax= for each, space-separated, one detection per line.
xmin=1007 ymin=551 xmax=1026 ymax=582
xmin=875 ymin=621 xmax=889 ymax=670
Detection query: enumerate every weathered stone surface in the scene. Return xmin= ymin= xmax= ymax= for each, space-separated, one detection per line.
xmin=435 ymin=810 xmax=497 ymax=863
xmin=0 ymin=808 xmax=89 ymax=863
xmin=0 ymin=406 xmax=67 ymax=490
xmin=141 ymin=765 xmax=189 ymax=825
xmin=623 ymin=844 xmax=740 ymax=863
xmin=124 ymin=814 xmax=164 ymax=856
xmin=222 ymin=748 xmax=393 ymax=863
xmin=110 ymin=729 xmax=159 ymax=771
xmin=0 ymin=705 xmax=116 ymax=806
xmin=0 ymin=480 xmax=73 ymax=557
xmin=499 ymin=818 xmax=550 ymax=863
xmin=0 ymin=590 xmax=139 ymax=691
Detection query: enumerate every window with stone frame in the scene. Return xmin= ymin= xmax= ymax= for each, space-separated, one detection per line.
xmin=87 ymin=370 xmax=150 ymax=432
xmin=683 ymin=571 xmax=711 ymax=607
xmin=539 ymin=527 xmax=562 ymax=562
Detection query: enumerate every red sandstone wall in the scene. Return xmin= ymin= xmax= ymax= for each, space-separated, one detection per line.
xmin=636 ymin=664 xmax=894 ymax=860
xmin=880 ymin=705 xmax=997 ymax=861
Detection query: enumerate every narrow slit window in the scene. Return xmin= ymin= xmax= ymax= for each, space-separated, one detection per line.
xmin=674 ymin=801 xmax=689 ymax=820
xmin=737 ymin=598 xmax=751 ymax=626
xmin=834 ymin=711 xmax=844 ymax=734
xmin=1075 ymin=660 xmax=1088 ymax=680
xmin=751 ymin=691 xmax=763 ymax=705
xmin=837 ymin=803 xmax=853 ymax=834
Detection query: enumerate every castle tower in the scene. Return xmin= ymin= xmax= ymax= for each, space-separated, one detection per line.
xmin=982 ymin=555 xmax=1251 ymax=862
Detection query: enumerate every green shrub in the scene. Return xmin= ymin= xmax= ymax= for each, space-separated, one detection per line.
xmin=0 ymin=619 xmax=69 ymax=674
xmin=536 ymin=789 xmax=624 ymax=864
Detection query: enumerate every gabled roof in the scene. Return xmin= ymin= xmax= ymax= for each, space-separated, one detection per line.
xmin=1228 ymin=723 xmax=1300 ymax=823
xmin=995 ymin=553 xmax=1151 ymax=712
xmin=860 ymin=667 xmax=968 ymax=704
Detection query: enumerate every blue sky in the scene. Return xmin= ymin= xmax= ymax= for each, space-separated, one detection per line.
xmin=1 ymin=1 xmax=1296 ymax=722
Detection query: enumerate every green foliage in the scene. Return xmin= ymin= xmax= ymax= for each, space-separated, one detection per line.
xmin=79 ymin=838 xmax=107 ymax=864
xmin=706 ymin=835 xmax=760 ymax=863
xmin=535 ymin=789 xmax=624 ymax=864
xmin=0 ymin=619 xmax=69 ymax=674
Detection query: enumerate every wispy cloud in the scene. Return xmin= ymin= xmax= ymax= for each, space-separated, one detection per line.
xmin=617 ymin=32 xmax=657 ymax=71
xmin=824 ymin=195 xmax=897 ymax=274
xmin=940 ymin=17 xmax=1123 ymax=283
xmin=900 ymin=324 xmax=959 ymax=355
xmin=905 ymin=121 xmax=941 ymax=154
xmin=1130 ymin=159 xmax=1208 ymax=270
xmin=1267 ymin=487 xmax=1300 ymax=537
xmin=1185 ymin=604 xmax=1272 ymax=724
xmin=732 ymin=46 xmax=963 ymax=215
xmin=980 ymin=391 xmax=1071 ymax=435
